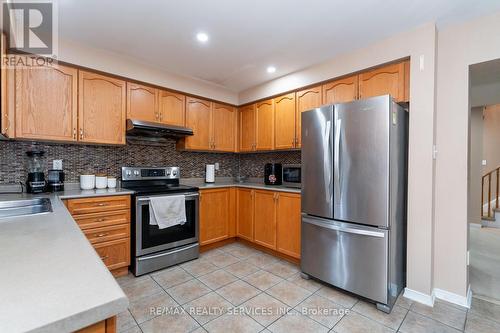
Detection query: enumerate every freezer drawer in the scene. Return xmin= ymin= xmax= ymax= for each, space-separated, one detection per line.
xmin=301 ymin=215 xmax=388 ymax=304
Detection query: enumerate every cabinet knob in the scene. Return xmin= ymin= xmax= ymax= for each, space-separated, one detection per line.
xmin=96 ymin=233 xmax=109 ymax=238
xmin=73 ymin=128 xmax=77 ymax=140
xmin=100 ymin=255 xmax=109 ymax=260
xmin=79 ymin=128 xmax=83 ymax=140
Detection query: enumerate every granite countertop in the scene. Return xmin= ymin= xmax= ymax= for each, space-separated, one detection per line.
xmin=0 ymin=191 xmax=130 ymax=332
xmin=181 ymin=178 xmax=302 ymax=194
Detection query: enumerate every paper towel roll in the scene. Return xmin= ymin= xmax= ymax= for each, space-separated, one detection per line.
xmin=205 ymin=164 xmax=215 ymax=183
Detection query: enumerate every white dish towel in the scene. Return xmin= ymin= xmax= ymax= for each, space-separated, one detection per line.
xmin=149 ymin=195 xmax=186 ymax=229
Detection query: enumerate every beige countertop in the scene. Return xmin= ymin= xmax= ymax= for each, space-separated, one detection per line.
xmin=0 ymin=190 xmax=131 ymax=332
xmin=181 ymin=178 xmax=301 ymax=194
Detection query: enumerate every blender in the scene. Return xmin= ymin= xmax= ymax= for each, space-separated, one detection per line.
xmin=26 ymin=150 xmax=47 ymax=193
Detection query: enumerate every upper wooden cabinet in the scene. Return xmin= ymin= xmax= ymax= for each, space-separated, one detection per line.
xmin=255 ymin=99 xmax=274 ymax=151
xmin=183 ymin=97 xmax=212 ymax=150
xmin=237 ymin=188 xmax=254 ymax=242
xmin=322 ymin=76 xmax=359 ymax=105
xmin=79 ymin=71 xmax=126 ymax=145
xmin=296 ymin=85 xmax=322 ymax=148
xmin=212 ymin=103 xmax=237 ymax=152
xmin=14 ymin=59 xmax=78 ymax=141
xmin=276 ymin=192 xmax=301 ymax=259
xmin=158 ymin=90 xmax=185 ymax=126
xmin=127 ymin=83 xmax=158 ymax=122
xmin=274 ymin=93 xmax=296 ymax=150
xmin=1 ymin=33 xmax=11 ymax=138
xmin=359 ymin=62 xmax=407 ymax=102
xmin=239 ymin=104 xmax=256 ymax=152
xmin=253 ymin=190 xmax=277 ymax=250
xmin=200 ymin=188 xmax=231 ymax=246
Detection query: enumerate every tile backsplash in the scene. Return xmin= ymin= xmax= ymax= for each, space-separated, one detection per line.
xmin=0 ymin=140 xmax=300 ymax=184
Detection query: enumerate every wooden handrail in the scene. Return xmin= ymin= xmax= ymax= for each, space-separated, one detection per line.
xmin=482 ymin=166 xmax=500 ymax=219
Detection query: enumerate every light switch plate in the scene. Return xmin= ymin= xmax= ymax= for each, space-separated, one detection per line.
xmin=53 ymin=159 xmax=63 ymax=170
xmin=482 ymin=160 xmax=487 ymax=166
xmin=214 ymin=163 xmax=220 ymax=170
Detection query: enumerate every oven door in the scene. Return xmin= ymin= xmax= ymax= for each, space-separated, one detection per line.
xmin=135 ymin=192 xmax=199 ymax=256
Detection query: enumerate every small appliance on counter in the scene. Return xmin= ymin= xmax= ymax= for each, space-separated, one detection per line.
xmin=264 ymin=163 xmax=282 ymax=185
xmin=47 ymin=169 xmax=65 ymax=192
xmin=282 ymin=164 xmax=301 ymax=188
xmin=205 ymin=164 xmax=215 ymax=183
xmin=26 ymin=150 xmax=47 ymax=193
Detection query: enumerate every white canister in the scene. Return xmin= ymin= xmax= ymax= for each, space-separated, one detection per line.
xmin=95 ymin=175 xmax=108 ymax=189
xmin=107 ymin=177 xmax=117 ymax=189
xmin=80 ymin=175 xmax=96 ymax=190
xmin=205 ymin=164 xmax=215 ymax=183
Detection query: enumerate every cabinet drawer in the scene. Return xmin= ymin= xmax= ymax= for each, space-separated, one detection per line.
xmin=94 ymin=238 xmax=130 ymax=270
xmin=73 ymin=210 xmax=130 ymax=230
xmin=84 ymin=224 xmax=130 ymax=244
xmin=67 ymin=195 xmax=130 ymax=215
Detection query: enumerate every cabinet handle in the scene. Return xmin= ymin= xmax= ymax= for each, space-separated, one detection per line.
xmin=159 ymin=113 xmax=163 ymax=121
xmin=95 ymin=233 xmax=109 ymax=237
xmin=79 ymin=128 xmax=83 ymax=140
xmin=96 ymin=203 xmax=107 ymax=206
xmin=100 ymin=255 xmax=109 ymax=260
xmin=96 ymin=218 xmax=105 ymax=222
xmin=73 ymin=128 xmax=77 ymax=140
xmin=212 ymin=142 xmax=216 ymax=150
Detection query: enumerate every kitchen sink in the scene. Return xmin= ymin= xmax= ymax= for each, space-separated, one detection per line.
xmin=0 ymin=198 xmax=53 ymax=219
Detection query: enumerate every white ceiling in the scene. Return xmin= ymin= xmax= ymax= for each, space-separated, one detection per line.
xmin=58 ymin=0 xmax=500 ymax=92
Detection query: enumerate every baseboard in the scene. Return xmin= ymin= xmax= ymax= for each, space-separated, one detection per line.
xmin=433 ymin=287 xmax=471 ymax=309
xmin=403 ymin=288 xmax=435 ymax=307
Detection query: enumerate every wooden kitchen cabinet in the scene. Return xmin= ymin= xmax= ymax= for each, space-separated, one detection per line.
xmin=158 ymin=90 xmax=185 ymax=126
xmin=76 ymin=317 xmax=116 ymax=333
xmin=274 ymin=93 xmax=296 ymax=150
xmin=253 ymin=190 xmax=277 ymax=250
xmin=64 ymin=195 xmax=131 ymax=277
xmin=14 ymin=58 xmax=78 ymax=141
xmin=255 ymin=99 xmax=274 ymax=150
xmin=239 ymin=104 xmax=256 ymax=152
xmin=237 ymin=188 xmax=255 ymax=241
xmin=1 ymin=32 xmax=12 ymax=138
xmin=212 ymin=103 xmax=237 ymax=152
xmin=296 ymin=85 xmax=322 ymax=148
xmin=322 ymin=75 xmax=359 ymax=105
xmin=126 ymin=82 xmax=158 ymax=122
xmin=182 ymin=97 xmax=212 ymax=150
xmin=276 ymin=192 xmax=301 ymax=259
xmin=200 ymin=188 xmax=231 ymax=245
xmin=78 ymin=71 xmax=127 ymax=145
xmin=358 ymin=62 xmax=407 ymax=102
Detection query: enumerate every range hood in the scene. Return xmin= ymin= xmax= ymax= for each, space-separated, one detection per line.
xmin=126 ymin=119 xmax=193 ymax=143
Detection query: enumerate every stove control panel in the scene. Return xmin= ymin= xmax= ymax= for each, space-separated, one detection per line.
xmin=122 ymin=167 xmax=180 ymax=181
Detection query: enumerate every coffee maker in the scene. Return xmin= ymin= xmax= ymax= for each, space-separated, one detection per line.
xmin=26 ymin=150 xmax=47 ymax=193
xmin=47 ymin=169 xmax=65 ymax=192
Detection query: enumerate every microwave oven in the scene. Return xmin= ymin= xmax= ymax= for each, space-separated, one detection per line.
xmin=282 ymin=164 xmax=301 ymax=188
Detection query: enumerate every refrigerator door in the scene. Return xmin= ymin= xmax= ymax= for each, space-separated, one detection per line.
xmin=301 ymin=215 xmax=389 ymax=304
xmin=334 ymin=95 xmax=390 ymax=228
xmin=301 ymin=106 xmax=334 ymax=219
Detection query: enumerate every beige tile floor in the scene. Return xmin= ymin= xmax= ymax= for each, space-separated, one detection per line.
xmin=116 ymin=242 xmax=500 ymax=333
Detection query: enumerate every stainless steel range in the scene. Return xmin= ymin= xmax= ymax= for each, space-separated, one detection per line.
xmin=121 ymin=166 xmax=199 ymax=276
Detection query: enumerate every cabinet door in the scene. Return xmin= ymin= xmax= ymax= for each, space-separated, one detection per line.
xmin=126 ymin=83 xmax=158 ymax=122
xmin=276 ymin=193 xmax=301 ymax=259
xmin=158 ymin=90 xmax=185 ymax=126
xmin=184 ymin=97 xmax=212 ymax=150
xmin=322 ymin=76 xmax=358 ymax=105
xmin=296 ymin=86 xmax=322 ymax=148
xmin=200 ymin=189 xmax=230 ymax=245
xmin=274 ymin=93 xmax=296 ymax=150
xmin=79 ymin=71 xmax=126 ymax=145
xmin=237 ymin=189 xmax=254 ymax=241
xmin=212 ymin=103 xmax=236 ymax=152
xmin=253 ymin=190 xmax=277 ymax=250
xmin=358 ymin=62 xmax=406 ymax=102
xmin=15 ymin=59 xmax=78 ymax=141
xmin=255 ymin=99 xmax=274 ymax=151
xmin=239 ymin=104 xmax=256 ymax=152
xmin=1 ymin=33 xmax=12 ymax=138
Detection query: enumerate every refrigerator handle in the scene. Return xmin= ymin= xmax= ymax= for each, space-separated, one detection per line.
xmin=334 ymin=117 xmax=342 ymax=200
xmin=302 ymin=216 xmax=385 ymax=238
xmin=323 ymin=120 xmax=332 ymax=203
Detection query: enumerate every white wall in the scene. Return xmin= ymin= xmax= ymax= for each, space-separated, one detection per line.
xmin=435 ymin=11 xmax=500 ymax=298
xmin=58 ymin=39 xmax=239 ymax=105
xmin=240 ymin=24 xmax=438 ymax=299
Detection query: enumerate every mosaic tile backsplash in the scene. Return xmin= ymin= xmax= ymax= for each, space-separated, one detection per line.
xmin=0 ymin=140 xmax=301 ymax=184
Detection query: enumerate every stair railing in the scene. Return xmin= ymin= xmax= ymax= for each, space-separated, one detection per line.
xmin=482 ymin=166 xmax=500 ymax=219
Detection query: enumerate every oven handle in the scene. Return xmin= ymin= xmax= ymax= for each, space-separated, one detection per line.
xmin=136 ymin=193 xmax=199 ymax=202
xmin=136 ymin=243 xmax=199 ymax=261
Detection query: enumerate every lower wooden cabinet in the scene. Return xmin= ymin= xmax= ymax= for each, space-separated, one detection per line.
xmin=253 ymin=190 xmax=277 ymax=250
xmin=64 ymin=195 xmax=131 ymax=277
xmin=199 ymin=188 xmax=236 ymax=245
xmin=76 ymin=316 xmax=116 ymax=333
xmin=276 ymin=192 xmax=301 ymax=259
xmin=236 ymin=188 xmax=255 ymax=241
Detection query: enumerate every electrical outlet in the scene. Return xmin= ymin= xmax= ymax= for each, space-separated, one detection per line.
xmin=215 ymin=163 xmax=220 ymax=171
xmin=482 ymin=160 xmax=487 ymax=166
xmin=53 ymin=159 xmax=63 ymax=170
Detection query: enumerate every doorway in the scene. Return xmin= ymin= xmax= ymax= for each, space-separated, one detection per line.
xmin=468 ymin=58 xmax=500 ymax=303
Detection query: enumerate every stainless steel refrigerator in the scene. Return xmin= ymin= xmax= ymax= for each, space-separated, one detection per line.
xmin=300 ymin=95 xmax=407 ymax=313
